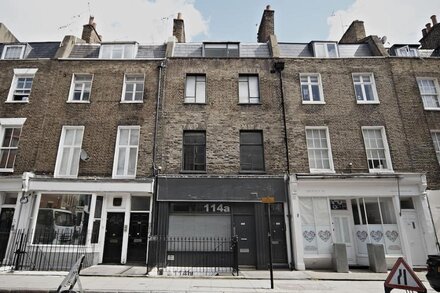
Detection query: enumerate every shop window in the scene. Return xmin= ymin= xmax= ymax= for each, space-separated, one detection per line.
xmin=34 ymin=194 xmax=91 ymax=245
xmin=4 ymin=193 xmax=18 ymax=205
xmin=351 ymin=197 xmax=401 ymax=256
xmin=299 ymin=197 xmax=332 ymax=255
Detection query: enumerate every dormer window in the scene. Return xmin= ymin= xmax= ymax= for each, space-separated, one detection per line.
xmin=99 ymin=43 xmax=137 ymax=59
xmin=312 ymin=42 xmax=339 ymax=58
xmin=1 ymin=45 xmax=25 ymax=59
xmin=203 ymin=43 xmax=239 ymax=57
xmin=396 ymin=46 xmax=419 ymax=57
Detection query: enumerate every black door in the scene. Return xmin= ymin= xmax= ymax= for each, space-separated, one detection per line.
xmin=103 ymin=212 xmax=124 ymax=263
xmin=233 ymin=215 xmax=256 ymax=266
xmin=271 ymin=215 xmax=288 ymax=264
xmin=0 ymin=208 xmax=15 ymax=261
xmin=127 ymin=213 xmax=149 ymax=263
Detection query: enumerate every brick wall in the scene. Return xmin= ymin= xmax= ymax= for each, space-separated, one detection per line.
xmin=157 ymin=58 xmax=288 ymax=175
xmin=0 ymin=59 xmax=160 ymax=178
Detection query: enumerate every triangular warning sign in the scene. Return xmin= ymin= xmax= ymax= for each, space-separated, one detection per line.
xmin=384 ymin=257 xmax=427 ymax=292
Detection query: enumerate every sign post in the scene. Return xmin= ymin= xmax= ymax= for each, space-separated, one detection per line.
xmin=384 ymin=257 xmax=427 ymax=293
xmin=261 ymin=196 xmax=275 ymax=289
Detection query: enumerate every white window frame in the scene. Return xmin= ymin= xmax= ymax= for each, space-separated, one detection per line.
xmin=0 ymin=118 xmax=26 ymax=173
xmin=185 ymin=74 xmax=206 ymax=104
xmin=305 ymin=126 xmax=335 ymax=173
xmin=352 ymin=73 xmax=380 ymax=104
xmin=112 ymin=126 xmax=140 ymax=179
xmin=396 ymin=46 xmax=419 ymax=57
xmin=300 ymin=73 xmax=325 ymax=104
xmin=67 ymin=74 xmax=93 ymax=103
xmin=361 ymin=126 xmax=393 ymax=173
xmin=54 ymin=126 xmax=85 ymax=178
xmin=1 ymin=45 xmax=26 ymax=59
xmin=431 ymin=130 xmax=440 ymax=165
xmin=238 ymin=74 xmax=260 ymax=104
xmin=121 ymin=74 xmax=145 ymax=103
xmin=99 ymin=44 xmax=138 ymax=59
xmin=6 ymin=68 xmax=38 ymax=103
xmin=417 ymin=77 xmax=440 ymax=110
xmin=313 ymin=42 xmax=339 ymax=58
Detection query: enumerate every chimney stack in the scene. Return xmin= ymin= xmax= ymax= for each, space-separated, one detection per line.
xmin=81 ymin=16 xmax=102 ymax=43
xmin=257 ymin=5 xmax=275 ymax=43
xmin=420 ymin=14 xmax=440 ymax=49
xmin=339 ymin=20 xmax=366 ymax=44
xmin=432 ymin=15 xmax=438 ymax=26
xmin=173 ymin=13 xmax=186 ymax=43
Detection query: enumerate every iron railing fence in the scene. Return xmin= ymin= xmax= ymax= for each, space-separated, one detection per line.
xmin=148 ymin=235 xmax=238 ymax=276
xmin=0 ymin=229 xmax=95 ymax=271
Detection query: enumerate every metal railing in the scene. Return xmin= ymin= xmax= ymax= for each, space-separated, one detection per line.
xmin=0 ymin=229 xmax=95 ymax=271
xmin=148 ymin=235 xmax=238 ymax=276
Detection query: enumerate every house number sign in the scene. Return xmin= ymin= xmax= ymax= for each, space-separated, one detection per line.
xmin=203 ymin=204 xmax=230 ymax=213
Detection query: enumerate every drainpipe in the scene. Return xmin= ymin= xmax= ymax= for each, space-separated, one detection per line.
xmin=147 ymin=60 xmax=166 ymax=271
xmin=272 ymin=61 xmax=295 ymax=270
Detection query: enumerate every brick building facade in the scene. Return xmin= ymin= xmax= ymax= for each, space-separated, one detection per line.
xmin=0 ymin=7 xmax=439 ymax=271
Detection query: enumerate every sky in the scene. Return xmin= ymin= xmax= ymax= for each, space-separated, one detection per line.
xmin=0 ymin=0 xmax=438 ymax=46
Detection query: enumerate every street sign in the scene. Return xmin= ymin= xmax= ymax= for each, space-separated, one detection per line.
xmin=261 ymin=196 xmax=275 ymax=204
xmin=384 ymin=257 xmax=427 ymax=293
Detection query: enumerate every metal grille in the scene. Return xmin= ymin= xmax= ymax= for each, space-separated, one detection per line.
xmin=148 ymin=235 xmax=238 ymax=276
xmin=0 ymin=229 xmax=96 ymax=271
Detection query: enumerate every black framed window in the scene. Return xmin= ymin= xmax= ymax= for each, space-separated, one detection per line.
xmin=183 ymin=131 xmax=206 ymax=171
xmin=240 ymin=131 xmax=264 ymax=171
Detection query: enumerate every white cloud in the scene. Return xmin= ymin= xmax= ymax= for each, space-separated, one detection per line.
xmin=328 ymin=0 xmax=439 ymax=45
xmin=0 ymin=0 xmax=208 ymax=43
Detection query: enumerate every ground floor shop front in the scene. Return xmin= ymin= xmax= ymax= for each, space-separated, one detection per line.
xmin=290 ymin=173 xmax=438 ymax=270
xmin=0 ymin=173 xmax=154 ymax=269
xmin=153 ymin=175 xmax=292 ymax=270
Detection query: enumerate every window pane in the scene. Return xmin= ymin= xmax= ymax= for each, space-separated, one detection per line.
xmin=239 ymin=80 xmax=249 ymax=103
xmin=301 ymin=85 xmax=310 ymax=101
xmin=195 ymin=78 xmax=206 ymax=103
xmin=127 ymin=147 xmax=137 ymax=175
xmin=355 ymin=84 xmax=363 ymax=100
xmin=327 ymin=44 xmax=337 ymax=57
xmin=119 ymin=129 xmax=129 ymax=145
xmin=248 ymin=76 xmax=259 ymax=99
xmin=364 ymin=84 xmax=374 ymax=101
xmin=117 ymin=148 xmax=126 ymax=175
xmin=130 ymin=129 xmax=139 ymax=145
xmin=185 ymin=76 xmax=196 ymax=98
xmin=34 ymin=194 xmax=91 ymax=245
xmin=183 ymin=131 xmax=206 ymax=171
xmin=70 ymin=148 xmax=81 ymax=176
xmin=311 ymin=85 xmax=320 ymax=101
xmin=364 ymin=199 xmax=381 ymax=224
xmin=240 ymin=132 xmax=264 ymax=171
xmin=59 ymin=148 xmax=71 ymax=175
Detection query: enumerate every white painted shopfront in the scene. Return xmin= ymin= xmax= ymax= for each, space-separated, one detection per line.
xmin=289 ymin=173 xmax=438 ymax=270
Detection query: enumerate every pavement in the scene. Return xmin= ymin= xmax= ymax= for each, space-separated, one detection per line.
xmin=0 ymin=265 xmax=436 ymax=292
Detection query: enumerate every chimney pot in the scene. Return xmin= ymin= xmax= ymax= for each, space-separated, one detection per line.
xmin=266 ymin=5 xmax=271 ymax=10
xmin=89 ymin=16 xmax=94 ymax=25
xmin=432 ymin=15 xmax=438 ymax=25
xmin=177 ymin=12 xmax=183 ymax=20
xmin=426 ymin=23 xmax=432 ymax=32
xmin=422 ymin=28 xmax=428 ymax=37
xmin=92 ymin=22 xmax=97 ymax=29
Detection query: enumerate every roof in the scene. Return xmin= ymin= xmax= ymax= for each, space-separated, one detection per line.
xmin=0 ymin=42 xmax=60 ymax=59
xmin=68 ymin=44 xmax=166 ymax=59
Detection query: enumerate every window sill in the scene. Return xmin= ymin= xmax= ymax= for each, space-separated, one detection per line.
xmin=120 ymin=100 xmax=144 ymax=104
xmin=54 ymin=174 xmax=79 ymax=179
xmin=0 ymin=168 xmax=14 ymax=173
xmin=238 ymin=102 xmax=262 ymax=105
xmin=112 ymin=175 xmax=137 ymax=179
xmin=5 ymin=100 xmax=28 ymax=104
xmin=239 ymin=170 xmax=266 ymax=174
xmin=356 ymin=100 xmax=380 ymax=105
xmin=423 ymin=107 xmax=440 ymax=111
xmin=368 ymin=169 xmax=394 ymax=174
xmin=309 ymin=169 xmax=335 ymax=174
xmin=184 ymin=102 xmax=207 ymax=105
xmin=66 ymin=100 xmax=90 ymax=104
xmin=302 ymin=101 xmax=325 ymax=105
xmin=180 ymin=170 xmax=207 ymax=174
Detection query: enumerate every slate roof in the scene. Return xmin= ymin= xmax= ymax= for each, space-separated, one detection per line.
xmin=0 ymin=42 xmax=60 ymax=59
